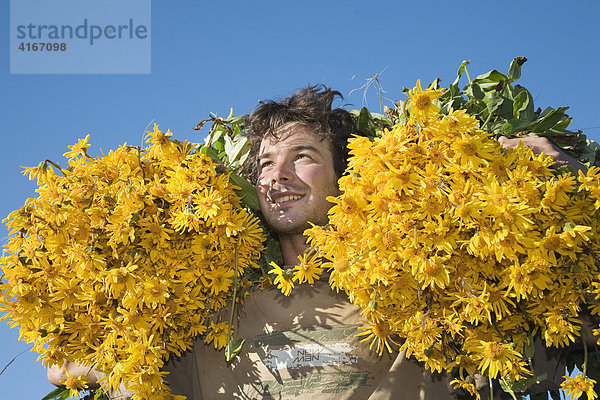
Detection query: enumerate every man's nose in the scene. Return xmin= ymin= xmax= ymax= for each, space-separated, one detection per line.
xmin=270 ymin=162 xmax=294 ymax=184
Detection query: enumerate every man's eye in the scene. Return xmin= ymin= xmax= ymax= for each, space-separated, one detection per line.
xmin=296 ymin=154 xmax=310 ymax=161
xmin=260 ymin=161 xmax=273 ymax=169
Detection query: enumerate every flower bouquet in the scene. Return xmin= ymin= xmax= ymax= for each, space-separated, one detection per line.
xmin=301 ymin=61 xmax=600 ymax=399
xmin=0 ymin=123 xmax=266 ymax=399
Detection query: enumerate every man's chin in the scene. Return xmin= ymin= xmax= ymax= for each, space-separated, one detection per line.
xmin=264 ymin=216 xmax=309 ymax=236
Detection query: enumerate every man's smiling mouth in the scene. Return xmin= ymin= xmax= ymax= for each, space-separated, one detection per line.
xmin=269 ymin=194 xmax=304 ymax=206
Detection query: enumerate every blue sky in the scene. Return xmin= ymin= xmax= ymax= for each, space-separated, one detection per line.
xmin=1 ymin=1 xmax=599 ymax=398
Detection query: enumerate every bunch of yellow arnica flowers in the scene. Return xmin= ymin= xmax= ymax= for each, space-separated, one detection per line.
xmin=302 ymin=81 xmax=600 ymax=398
xmin=0 ymin=125 xmax=264 ymax=399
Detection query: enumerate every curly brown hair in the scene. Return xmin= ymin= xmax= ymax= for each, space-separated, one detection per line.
xmin=245 ymin=85 xmax=356 ymax=182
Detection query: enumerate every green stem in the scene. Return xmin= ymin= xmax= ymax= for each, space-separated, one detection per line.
xmin=489 ymin=375 xmax=493 ymax=400
xmin=482 ymin=111 xmax=494 ymax=131
xmin=583 ymin=329 xmax=589 ymax=377
xmin=44 ymin=159 xmax=69 ymax=176
xmin=464 ymin=66 xmax=472 ymax=84
xmin=226 ymin=239 xmax=239 ymax=356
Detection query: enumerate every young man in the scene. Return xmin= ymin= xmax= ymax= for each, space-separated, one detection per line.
xmin=174 ymin=86 xmax=455 ymax=399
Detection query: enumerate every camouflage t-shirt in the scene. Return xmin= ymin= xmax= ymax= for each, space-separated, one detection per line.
xmin=166 ymin=281 xmax=454 ymax=400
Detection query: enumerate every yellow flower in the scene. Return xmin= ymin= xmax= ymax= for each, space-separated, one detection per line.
xmin=22 ymin=161 xmax=50 ymax=183
xmin=452 ymin=288 xmax=493 ymax=325
xmin=412 ymin=255 xmax=451 ymax=290
xmin=561 ymin=373 xmax=598 ymax=400
xmin=268 ymin=262 xmax=295 ymax=296
xmin=59 ymin=372 xmax=89 ymax=398
xmin=170 ymin=205 xmax=202 ymax=233
xmin=538 ymin=226 xmax=577 ymax=264
xmin=450 ymin=378 xmax=481 ymax=400
xmin=543 ymin=306 xmax=580 ymax=347
xmin=204 ymin=265 xmax=235 ymax=295
xmin=452 ymin=133 xmax=498 ymax=168
xmin=435 ymin=108 xmax=478 ymax=138
xmin=204 ymin=322 xmax=230 ymax=350
xmin=406 ymin=79 xmax=444 ymax=124
xmin=464 ymin=339 xmax=522 ymax=379
xmin=293 ymin=251 xmax=324 ymax=284
xmin=194 ymin=188 xmax=224 ymax=219
xmin=63 ymin=134 xmax=91 ymax=159
xmin=355 ymin=319 xmax=399 ymax=356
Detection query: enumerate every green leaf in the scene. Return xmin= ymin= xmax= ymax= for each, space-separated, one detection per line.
xmin=224 ymin=134 xmax=250 ymax=169
xmin=513 ymin=89 xmax=534 ymax=122
xmin=487 ymin=120 xmax=508 ymax=137
xmin=498 ymin=81 xmax=515 ymax=101
xmin=498 ymin=377 xmax=515 ymax=396
xmin=529 ymin=106 xmax=569 ymax=134
xmin=225 ymin=338 xmax=245 ymax=362
xmin=551 ymin=117 xmax=574 ymax=132
xmin=93 ymin=389 xmax=108 ymax=400
xmin=213 ymin=139 xmax=225 ymax=153
xmin=581 ymin=139 xmax=600 ymax=165
xmin=503 ymin=119 xmax=530 ymax=135
xmin=464 ymin=82 xmax=485 ymax=101
xmin=447 ymin=82 xmax=459 ymax=99
xmin=507 ymin=56 xmax=527 ymax=82
xmin=369 ymin=112 xmax=393 ymax=128
xmin=501 ymin=122 xmax=513 ymax=135
xmin=258 ymin=224 xmax=283 ymax=274
xmin=455 ymin=60 xmax=471 ymax=83
xmin=357 ymin=107 xmax=379 ymax=136
xmin=472 ymin=70 xmax=508 ymax=91
xmin=523 ymin=337 xmax=535 ymax=360
xmin=41 ymin=387 xmax=71 ymax=400
xmin=205 ymin=126 xmax=226 ymax=147
xmin=486 ymin=93 xmax=513 ymax=118
xmin=223 ymin=114 xmax=248 ymax=126
xmin=229 ymin=173 xmax=260 ymax=211
xmin=506 ymin=374 xmax=546 ymax=393
xmin=198 ymin=145 xmax=219 ymax=162
xmin=554 ymin=165 xmax=576 ymax=175
xmin=440 ymin=97 xmax=465 ymax=114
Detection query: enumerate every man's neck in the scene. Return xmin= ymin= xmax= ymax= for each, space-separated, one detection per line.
xmin=278 ymin=233 xmax=309 ymax=266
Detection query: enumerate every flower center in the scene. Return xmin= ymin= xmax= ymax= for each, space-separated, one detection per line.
xmin=372 ymin=321 xmax=393 ymax=338
xmin=341 ymin=197 xmax=358 ymax=214
xmin=382 ymin=232 xmax=396 ymax=249
xmin=415 ymin=94 xmax=432 ymax=110
xmin=460 ymin=142 xmax=477 ymax=156
xmin=544 ymin=236 xmax=561 ymax=251
xmin=484 ymin=342 xmax=504 ymax=360
xmin=501 ymin=210 xmax=515 ymax=225
xmin=425 ymin=259 xmax=442 ymax=276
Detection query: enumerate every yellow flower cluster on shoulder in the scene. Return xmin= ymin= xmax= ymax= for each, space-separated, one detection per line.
xmin=0 ymin=124 xmax=264 ymax=400
xmin=305 ymin=82 xmax=600 ymax=396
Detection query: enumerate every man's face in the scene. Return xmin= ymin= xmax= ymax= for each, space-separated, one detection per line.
xmin=256 ymin=123 xmax=339 ymax=235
